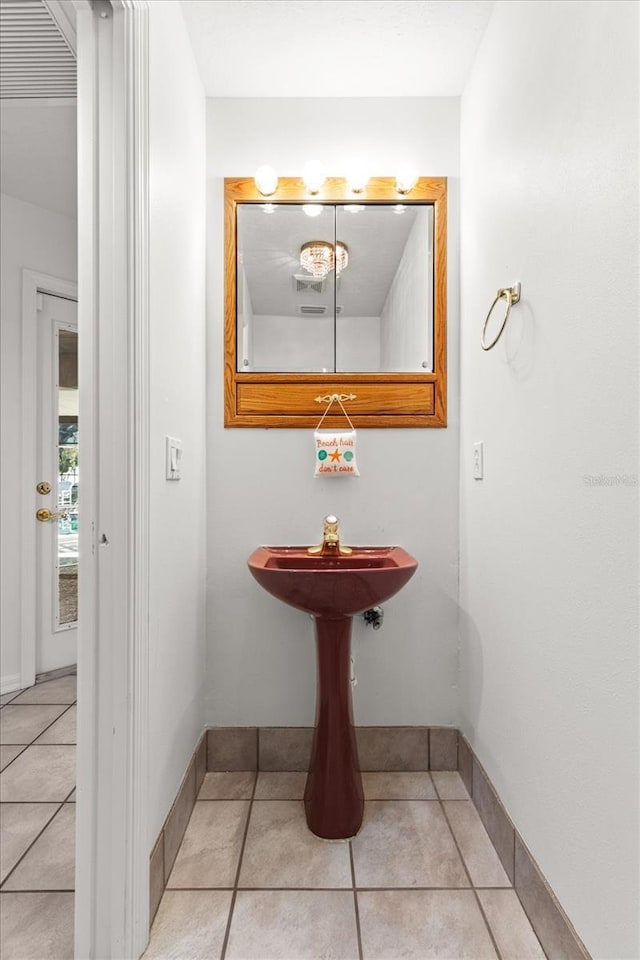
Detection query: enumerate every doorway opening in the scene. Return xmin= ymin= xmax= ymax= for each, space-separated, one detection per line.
xmin=36 ymin=292 xmax=79 ymax=674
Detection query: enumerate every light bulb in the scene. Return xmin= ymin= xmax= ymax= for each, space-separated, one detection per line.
xmin=302 ymin=160 xmax=326 ymax=195
xmin=254 ymin=165 xmax=278 ymax=197
xmin=393 ymin=204 xmax=406 ymax=214
xmin=345 ymin=160 xmax=369 ymax=194
xmin=344 ymin=204 xmax=365 ymax=214
xmin=302 ymin=204 xmax=323 ymax=218
xmin=395 ymin=163 xmax=418 ymax=195
xmin=261 ymin=203 xmax=276 ymax=214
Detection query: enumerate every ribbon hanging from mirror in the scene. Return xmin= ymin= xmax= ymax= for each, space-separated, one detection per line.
xmin=313 ymin=394 xmax=360 ymax=478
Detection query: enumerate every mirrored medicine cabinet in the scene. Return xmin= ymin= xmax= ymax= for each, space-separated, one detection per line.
xmin=224 ymin=177 xmax=447 ymax=427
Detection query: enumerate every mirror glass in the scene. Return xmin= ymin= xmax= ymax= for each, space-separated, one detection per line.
xmin=236 ymin=202 xmax=433 ymax=374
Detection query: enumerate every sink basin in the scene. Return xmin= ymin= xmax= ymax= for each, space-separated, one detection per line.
xmin=248 ymin=546 xmax=417 ymax=618
xmin=247 ymin=542 xmax=418 ymax=841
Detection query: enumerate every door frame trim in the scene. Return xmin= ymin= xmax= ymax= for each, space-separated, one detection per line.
xmin=74 ymin=0 xmax=150 ymax=956
xmin=20 ymin=269 xmax=78 ymax=691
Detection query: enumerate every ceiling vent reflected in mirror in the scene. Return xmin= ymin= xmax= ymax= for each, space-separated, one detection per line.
xmin=293 ymin=275 xmax=327 ymax=294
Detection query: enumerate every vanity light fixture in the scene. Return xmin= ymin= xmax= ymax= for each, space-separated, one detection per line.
xmin=345 ymin=160 xmax=369 ymax=194
xmin=302 ymin=203 xmax=324 ymax=218
xmin=395 ymin=164 xmax=419 ymax=195
xmin=300 ymin=240 xmax=349 ymax=280
xmin=303 ymin=160 xmax=326 ymax=195
xmin=254 ymin=165 xmax=278 ymax=196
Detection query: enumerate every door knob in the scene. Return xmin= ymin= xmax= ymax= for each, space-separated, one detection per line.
xmin=36 ymin=508 xmax=68 ymax=522
xmin=36 ymin=481 xmax=52 ymax=495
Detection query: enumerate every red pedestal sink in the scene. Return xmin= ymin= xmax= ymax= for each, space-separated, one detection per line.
xmin=247 ymin=545 xmax=418 ymax=840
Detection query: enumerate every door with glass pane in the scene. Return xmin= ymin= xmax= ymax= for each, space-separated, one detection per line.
xmin=36 ymin=293 xmax=78 ymax=673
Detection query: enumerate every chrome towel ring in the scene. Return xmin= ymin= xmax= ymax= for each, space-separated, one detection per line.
xmin=481 ymin=282 xmax=521 ymax=351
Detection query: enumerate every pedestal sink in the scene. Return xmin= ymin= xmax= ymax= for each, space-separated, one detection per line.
xmin=247 ymin=544 xmax=418 ymax=840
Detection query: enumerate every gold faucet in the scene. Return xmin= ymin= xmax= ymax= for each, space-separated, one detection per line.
xmin=308 ymin=515 xmax=353 ymax=556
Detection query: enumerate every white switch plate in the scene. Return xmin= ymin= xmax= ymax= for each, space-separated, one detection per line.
xmin=166 ymin=436 xmax=182 ymax=480
xmin=473 ymin=442 xmax=484 ymax=480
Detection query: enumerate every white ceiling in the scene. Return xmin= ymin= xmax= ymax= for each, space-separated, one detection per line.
xmin=180 ymin=0 xmax=494 ymax=98
xmin=0 ymin=1 xmax=493 ymax=222
xmin=240 ymin=203 xmax=430 ymax=317
xmin=0 ymin=99 xmax=76 ymax=218
xmin=0 ymin=0 xmax=76 ymax=218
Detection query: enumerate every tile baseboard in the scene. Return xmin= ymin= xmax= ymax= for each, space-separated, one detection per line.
xmin=460 ymin=734 xmax=591 ymax=960
xmin=36 ymin=665 xmax=77 ymax=684
xmin=149 ymin=732 xmax=207 ymax=925
xmin=206 ymin=725 xmax=459 ymax=773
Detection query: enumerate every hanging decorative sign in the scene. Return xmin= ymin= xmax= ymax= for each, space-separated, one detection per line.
xmin=313 ymin=394 xmax=360 ymax=478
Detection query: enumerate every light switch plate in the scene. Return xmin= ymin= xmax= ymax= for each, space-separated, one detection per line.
xmin=166 ymin=436 xmax=182 ymax=480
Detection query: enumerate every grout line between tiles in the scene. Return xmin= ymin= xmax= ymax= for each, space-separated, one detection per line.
xmin=6 ymin=743 xmax=75 ymax=750
xmin=219 ymin=771 xmax=258 ymax=960
xmin=353 ymin=884 xmax=499 ymax=892
xmin=507 ymin=886 xmax=551 ymax=960
xmin=0 ymin=799 xmax=71 ymax=804
xmin=1 ymin=700 xmax=75 ymax=748
xmin=0 ymin=800 xmax=65 ymax=890
xmin=348 ymin=842 xmax=364 ymax=960
xmin=0 ymin=743 xmax=29 ymax=772
xmin=155 ymin=886 xmax=236 ymax=892
xmin=197 ymin=797 xmax=257 ymax=802
xmin=166 ymin=885 xmax=359 ymax=892
xmin=1 ymin=886 xmax=75 ymax=893
xmin=0 ymin=690 xmax=25 ymax=707
xmin=158 ymin=883 xmax=518 ymax=892
xmin=6 ymin=699 xmax=77 ymax=708
xmin=473 ymin=892 xmax=510 ymax=960
xmin=439 ymin=797 xmax=504 ymax=960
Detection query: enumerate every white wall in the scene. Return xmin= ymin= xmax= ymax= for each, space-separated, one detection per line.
xmin=459 ymin=2 xmax=639 ymax=957
xmin=0 ymin=194 xmax=77 ymax=691
xmin=336 ymin=316 xmax=381 ymax=372
xmin=147 ymin=0 xmax=207 ymax=843
xmin=251 ymin=313 xmax=381 ymax=372
xmin=206 ymin=97 xmax=460 ymax=727
xmin=381 ymin=208 xmax=432 ymax=371
xmin=251 ymin=313 xmax=334 ymax=372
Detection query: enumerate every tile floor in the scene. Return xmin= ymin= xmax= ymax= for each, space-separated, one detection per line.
xmin=145 ymin=769 xmax=547 ymax=960
xmin=0 ymin=692 xmax=548 ymax=960
xmin=0 ymin=675 xmax=77 ymax=960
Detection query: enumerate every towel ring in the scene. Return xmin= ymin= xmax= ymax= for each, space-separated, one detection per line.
xmin=481 ymin=283 xmax=521 ymax=351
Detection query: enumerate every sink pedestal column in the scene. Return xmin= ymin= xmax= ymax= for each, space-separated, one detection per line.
xmin=304 ymin=615 xmax=364 ymax=840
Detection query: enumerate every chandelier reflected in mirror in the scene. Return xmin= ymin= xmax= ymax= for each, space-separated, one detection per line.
xmin=300 ymin=240 xmax=349 ymax=280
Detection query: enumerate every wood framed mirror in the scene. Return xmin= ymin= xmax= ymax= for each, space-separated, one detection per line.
xmin=224 ymin=176 xmax=447 ymax=427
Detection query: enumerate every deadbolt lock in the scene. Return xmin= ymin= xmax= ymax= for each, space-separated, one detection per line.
xmin=36 ymin=481 xmax=52 ymax=495
xmin=36 ymin=508 xmax=68 ymax=523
